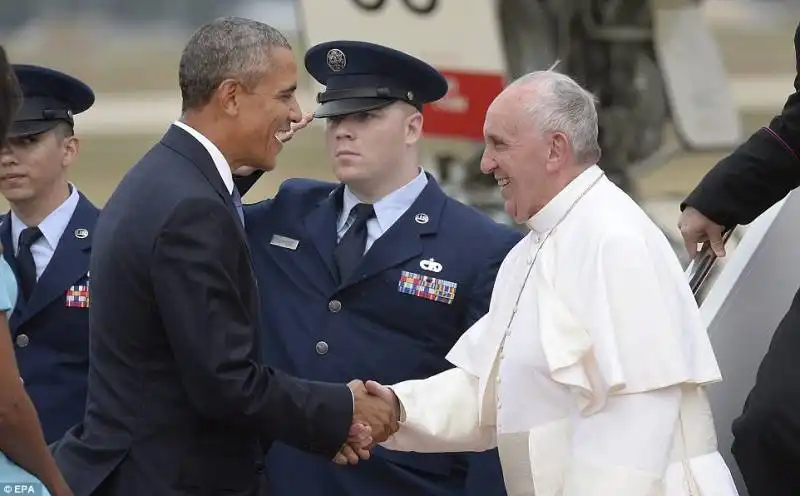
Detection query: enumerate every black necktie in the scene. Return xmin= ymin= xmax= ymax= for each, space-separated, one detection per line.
xmin=334 ymin=203 xmax=375 ymax=282
xmin=17 ymin=226 xmax=42 ymax=301
xmin=231 ymin=188 xmax=245 ymax=227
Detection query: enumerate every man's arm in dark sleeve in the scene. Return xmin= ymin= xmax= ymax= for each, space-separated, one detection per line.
xmin=151 ymin=198 xmax=353 ymax=458
xmin=233 ymin=170 xmax=264 ymax=198
xmin=682 ymin=23 xmax=800 ymax=227
xmin=463 ymin=228 xmax=522 ymax=496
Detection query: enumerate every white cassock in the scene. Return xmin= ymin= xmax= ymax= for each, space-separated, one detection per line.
xmin=381 ymin=165 xmax=739 ymax=496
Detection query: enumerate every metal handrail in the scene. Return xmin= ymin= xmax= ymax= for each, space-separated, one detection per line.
xmin=685 ymin=227 xmax=736 ymax=299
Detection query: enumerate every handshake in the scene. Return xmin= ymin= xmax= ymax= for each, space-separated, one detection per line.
xmin=334 ymin=380 xmax=400 ymax=465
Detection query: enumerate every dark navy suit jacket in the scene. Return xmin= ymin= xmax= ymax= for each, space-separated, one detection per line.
xmin=51 ymin=125 xmax=355 ymax=496
xmin=243 ymin=175 xmax=522 ymax=496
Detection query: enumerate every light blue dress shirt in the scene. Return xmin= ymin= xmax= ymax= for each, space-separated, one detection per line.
xmin=11 ymin=183 xmax=80 ymax=281
xmin=336 ymin=169 xmax=428 ymax=251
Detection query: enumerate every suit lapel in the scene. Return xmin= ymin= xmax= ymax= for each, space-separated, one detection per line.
xmin=13 ymin=194 xmax=98 ymax=329
xmin=303 ymin=187 xmax=344 ymax=284
xmin=338 ymin=176 xmax=446 ymax=290
xmin=160 ymin=124 xmax=244 ymax=235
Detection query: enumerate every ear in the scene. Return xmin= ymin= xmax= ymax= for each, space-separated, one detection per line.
xmin=61 ymin=136 xmax=80 ymax=169
xmin=215 ymin=79 xmax=242 ymax=116
xmin=546 ymin=131 xmax=570 ymax=172
xmin=404 ymin=111 xmax=423 ymax=145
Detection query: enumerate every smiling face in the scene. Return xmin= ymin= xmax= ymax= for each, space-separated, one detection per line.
xmin=480 ymin=86 xmax=574 ymax=222
xmin=324 ymin=102 xmax=422 ymax=198
xmin=0 ymin=124 xmax=76 ymax=204
xmin=216 ymin=47 xmax=302 ymax=172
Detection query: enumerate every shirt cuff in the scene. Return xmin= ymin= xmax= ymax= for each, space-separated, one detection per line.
xmin=388 ymin=387 xmax=407 ymax=422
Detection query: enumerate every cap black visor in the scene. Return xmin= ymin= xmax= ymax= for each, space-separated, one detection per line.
xmin=8 ymin=120 xmax=60 ymax=139
xmin=314 ymin=98 xmax=395 ymax=118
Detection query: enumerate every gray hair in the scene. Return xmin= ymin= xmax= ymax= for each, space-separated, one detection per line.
xmin=179 ymin=17 xmax=291 ymax=111
xmin=508 ymin=68 xmax=601 ymax=165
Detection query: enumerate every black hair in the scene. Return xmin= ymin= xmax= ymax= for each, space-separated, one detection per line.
xmin=0 ymin=45 xmax=21 ymax=142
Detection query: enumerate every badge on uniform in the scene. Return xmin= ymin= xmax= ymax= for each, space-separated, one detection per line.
xmin=270 ymin=234 xmax=299 ymax=250
xmin=65 ymin=283 xmax=90 ymax=308
xmin=397 ymin=270 xmax=457 ymax=305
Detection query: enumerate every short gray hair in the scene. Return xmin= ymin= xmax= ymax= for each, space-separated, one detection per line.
xmin=179 ymin=17 xmax=291 ymax=111
xmin=509 ymin=69 xmax=601 ymax=165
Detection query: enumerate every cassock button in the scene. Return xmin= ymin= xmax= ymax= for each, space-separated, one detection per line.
xmin=15 ymin=334 xmax=29 ymax=348
xmin=315 ymin=341 xmax=329 ymax=355
xmin=328 ymin=300 xmax=342 ymax=313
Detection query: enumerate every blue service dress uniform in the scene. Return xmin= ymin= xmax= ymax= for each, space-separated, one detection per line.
xmin=0 ymin=188 xmax=98 ymax=444
xmin=235 ymin=40 xmax=523 ymax=495
xmin=236 ymin=39 xmax=522 ymax=496
xmin=0 ymin=64 xmax=96 ymax=443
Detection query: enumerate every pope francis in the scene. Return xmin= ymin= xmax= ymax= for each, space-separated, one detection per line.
xmin=365 ymin=71 xmax=740 ymax=495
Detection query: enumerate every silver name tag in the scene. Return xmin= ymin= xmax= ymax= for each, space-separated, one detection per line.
xmin=270 ymin=234 xmax=299 ymax=250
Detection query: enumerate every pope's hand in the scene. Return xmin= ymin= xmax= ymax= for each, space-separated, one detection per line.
xmin=677 ymin=206 xmax=726 ymax=259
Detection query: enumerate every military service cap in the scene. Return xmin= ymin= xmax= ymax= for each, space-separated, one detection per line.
xmin=9 ymin=64 xmax=95 ymax=138
xmin=305 ymin=40 xmax=448 ymax=118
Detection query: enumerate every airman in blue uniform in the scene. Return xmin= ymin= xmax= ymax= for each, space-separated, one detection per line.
xmin=238 ymin=40 xmax=521 ymax=495
xmin=0 ymin=65 xmax=98 ymax=443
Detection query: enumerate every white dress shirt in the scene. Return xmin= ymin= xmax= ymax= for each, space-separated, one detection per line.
xmin=337 ymin=169 xmax=428 ymax=251
xmin=11 ymin=183 xmax=80 ymax=280
xmin=173 ymin=120 xmax=234 ymax=195
xmin=382 ymin=165 xmax=739 ymax=495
